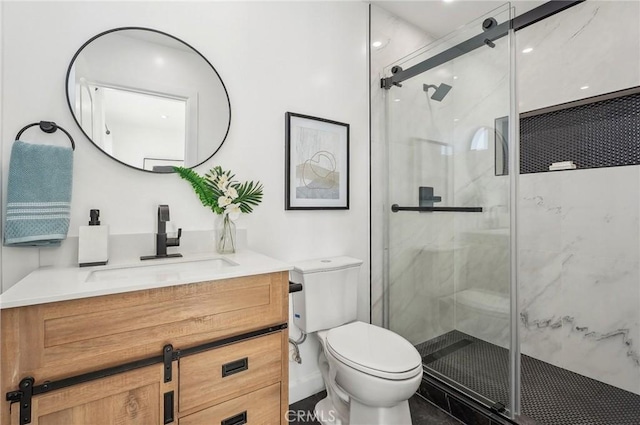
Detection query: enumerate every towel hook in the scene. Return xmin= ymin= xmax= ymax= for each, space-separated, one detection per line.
xmin=15 ymin=121 xmax=75 ymax=151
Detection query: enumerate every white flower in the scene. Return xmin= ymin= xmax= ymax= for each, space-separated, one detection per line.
xmin=217 ymin=174 xmax=229 ymax=190
xmin=218 ymin=196 xmax=232 ymax=207
xmin=225 ymin=203 xmax=241 ymax=221
xmin=225 ymin=186 xmax=238 ymax=200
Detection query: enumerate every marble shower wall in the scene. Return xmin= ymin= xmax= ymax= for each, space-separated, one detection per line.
xmin=516 ymin=1 xmax=640 ymax=395
xmin=372 ymin=0 xmax=640 ymax=395
xmin=519 ymin=168 xmax=640 ymax=395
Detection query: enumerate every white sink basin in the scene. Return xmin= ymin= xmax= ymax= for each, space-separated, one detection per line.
xmin=86 ymin=257 xmax=238 ymax=283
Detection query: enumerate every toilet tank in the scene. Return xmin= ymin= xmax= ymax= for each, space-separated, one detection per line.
xmin=290 ymin=256 xmax=363 ymax=333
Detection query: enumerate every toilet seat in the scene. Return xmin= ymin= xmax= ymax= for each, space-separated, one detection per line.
xmin=325 ymin=321 xmax=422 ymax=381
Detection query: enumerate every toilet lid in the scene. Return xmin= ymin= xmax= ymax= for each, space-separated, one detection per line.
xmin=326 ymin=321 xmax=422 ymax=380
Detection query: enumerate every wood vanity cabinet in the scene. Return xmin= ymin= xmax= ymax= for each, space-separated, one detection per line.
xmin=0 ymin=271 xmax=290 ymax=425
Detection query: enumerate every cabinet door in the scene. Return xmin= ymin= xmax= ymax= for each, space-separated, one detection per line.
xmin=29 ymin=363 xmax=177 ymax=425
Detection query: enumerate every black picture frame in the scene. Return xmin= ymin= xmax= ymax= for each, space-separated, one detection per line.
xmin=285 ymin=112 xmax=350 ymax=210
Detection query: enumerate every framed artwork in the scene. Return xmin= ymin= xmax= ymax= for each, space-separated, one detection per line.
xmin=142 ymin=157 xmax=184 ymax=173
xmin=285 ymin=112 xmax=349 ymax=210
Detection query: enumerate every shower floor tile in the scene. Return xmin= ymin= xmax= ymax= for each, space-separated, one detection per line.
xmin=416 ymin=330 xmax=640 ymax=425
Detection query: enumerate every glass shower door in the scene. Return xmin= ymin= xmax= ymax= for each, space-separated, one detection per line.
xmin=384 ymin=4 xmax=516 ymax=414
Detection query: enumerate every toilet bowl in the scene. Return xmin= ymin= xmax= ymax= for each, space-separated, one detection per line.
xmin=315 ymin=321 xmax=423 ymax=425
xmin=291 ymin=257 xmax=423 ymax=425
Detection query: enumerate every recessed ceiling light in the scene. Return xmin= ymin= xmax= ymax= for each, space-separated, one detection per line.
xmin=580 ymin=85 xmax=589 ymax=90
xmin=161 ymin=115 xmax=168 ymax=119
xmin=443 ymin=0 xmax=455 ymax=3
xmin=453 ymin=76 xmax=458 ymax=80
xmin=454 ymin=118 xmax=459 ymax=122
xmin=372 ymin=41 xmax=383 ymax=48
xmin=394 ymin=99 xmax=401 ymax=102
xmin=522 ymin=47 xmax=533 ymax=53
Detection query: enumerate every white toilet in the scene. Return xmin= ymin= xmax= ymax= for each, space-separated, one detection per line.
xmin=291 ymin=256 xmax=423 ymax=425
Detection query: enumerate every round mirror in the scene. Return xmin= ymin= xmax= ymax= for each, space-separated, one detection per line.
xmin=66 ymin=27 xmax=231 ymax=173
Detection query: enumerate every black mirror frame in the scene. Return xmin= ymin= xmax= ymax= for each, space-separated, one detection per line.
xmin=65 ymin=26 xmax=232 ymax=174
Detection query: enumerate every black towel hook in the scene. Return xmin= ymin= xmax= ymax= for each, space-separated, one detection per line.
xmin=15 ymin=121 xmax=75 ymax=151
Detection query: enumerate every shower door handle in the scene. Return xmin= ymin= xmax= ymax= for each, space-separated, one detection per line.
xmin=391 ymin=204 xmax=483 ymax=213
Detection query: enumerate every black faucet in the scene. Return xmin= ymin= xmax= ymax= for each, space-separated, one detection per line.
xmin=141 ymin=205 xmax=182 ymax=260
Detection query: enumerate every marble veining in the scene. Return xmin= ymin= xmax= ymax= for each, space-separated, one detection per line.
xmin=568 ymin=6 xmax=599 ymax=41
xmin=522 ymin=195 xmax=562 ymax=215
xmin=521 ymin=312 xmax=640 ymax=367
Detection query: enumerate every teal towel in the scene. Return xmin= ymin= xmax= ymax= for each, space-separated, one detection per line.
xmin=4 ymin=140 xmax=73 ymax=246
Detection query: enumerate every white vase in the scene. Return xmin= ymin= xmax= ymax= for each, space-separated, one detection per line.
xmin=216 ymin=214 xmax=236 ymax=254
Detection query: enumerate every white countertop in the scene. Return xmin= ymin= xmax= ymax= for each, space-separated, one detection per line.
xmin=0 ymin=250 xmax=292 ymax=309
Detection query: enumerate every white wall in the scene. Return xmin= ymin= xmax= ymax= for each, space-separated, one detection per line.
xmin=1 ymin=1 xmax=369 ymax=404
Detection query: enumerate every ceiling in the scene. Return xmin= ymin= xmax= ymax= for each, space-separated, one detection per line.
xmin=371 ymin=1 xmax=547 ymax=38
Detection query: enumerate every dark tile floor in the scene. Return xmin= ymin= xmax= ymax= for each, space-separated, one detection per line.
xmin=417 ymin=330 xmax=640 ymax=425
xmin=288 ymin=391 xmax=463 ymax=424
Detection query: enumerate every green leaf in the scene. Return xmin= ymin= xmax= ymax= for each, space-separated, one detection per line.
xmin=235 ymin=180 xmax=263 ymax=213
xmin=173 ymin=166 xmax=217 ymax=211
xmin=174 ymin=166 xmax=263 ymax=216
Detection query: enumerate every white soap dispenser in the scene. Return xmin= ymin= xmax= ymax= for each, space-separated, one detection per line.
xmin=78 ymin=209 xmax=109 ymax=267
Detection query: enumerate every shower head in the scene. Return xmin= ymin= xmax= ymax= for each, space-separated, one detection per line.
xmin=423 ymin=83 xmax=453 ymax=102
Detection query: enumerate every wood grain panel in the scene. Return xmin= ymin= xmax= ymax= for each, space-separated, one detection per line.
xmin=44 ymin=278 xmax=270 ymax=347
xmin=39 ymin=384 xmax=158 ymax=425
xmin=33 ymin=363 xmax=176 ymax=425
xmin=178 ymin=383 xmax=280 ymax=425
xmin=179 ymin=333 xmax=282 ymax=415
xmin=42 ymin=302 xmax=277 ymax=361
xmin=280 ymin=331 xmax=289 ymax=424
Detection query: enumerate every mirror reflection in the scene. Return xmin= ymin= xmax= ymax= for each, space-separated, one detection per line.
xmin=66 ymin=27 xmax=231 ymax=172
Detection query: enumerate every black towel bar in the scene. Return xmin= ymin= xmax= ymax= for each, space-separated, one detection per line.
xmin=15 ymin=121 xmax=75 ymax=151
xmin=391 ymin=204 xmax=483 ymax=213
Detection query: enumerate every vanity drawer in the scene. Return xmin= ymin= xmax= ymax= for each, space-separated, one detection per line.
xmin=179 ymin=332 xmax=282 ymax=414
xmin=179 ymin=382 xmax=281 ymax=425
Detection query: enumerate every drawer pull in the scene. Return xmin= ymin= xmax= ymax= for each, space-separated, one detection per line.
xmin=221 ymin=411 xmax=247 ymax=425
xmin=222 ymin=357 xmax=249 ymax=377
xmin=163 ymin=391 xmax=174 ymax=424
